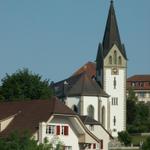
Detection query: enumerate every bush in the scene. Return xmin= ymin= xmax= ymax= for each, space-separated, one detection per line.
xmin=118 ymin=131 xmax=132 ymax=146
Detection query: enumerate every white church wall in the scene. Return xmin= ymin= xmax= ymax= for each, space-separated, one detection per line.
xmin=82 ymin=96 xmax=99 ymax=121
xmin=104 ymin=68 xmax=126 ymax=137
xmin=65 ymin=97 xmax=80 ymax=112
xmin=100 ymin=97 xmax=109 ymax=130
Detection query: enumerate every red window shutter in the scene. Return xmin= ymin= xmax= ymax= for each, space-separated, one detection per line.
xmin=100 ymin=140 xmax=103 ymax=149
xmin=93 ymin=143 xmax=96 ymax=149
xmin=56 ymin=125 xmax=60 ymax=135
xmin=64 ymin=126 xmax=69 ymax=135
xmin=88 ymin=144 xmax=91 ymax=149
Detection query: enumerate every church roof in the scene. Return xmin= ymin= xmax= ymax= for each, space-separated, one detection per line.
xmin=0 ymin=97 xmax=76 ymax=137
xmin=53 ymin=73 xmax=109 ymax=98
xmin=102 ymin=1 xmax=127 ymax=59
xmin=73 ymin=61 xmax=96 ymax=79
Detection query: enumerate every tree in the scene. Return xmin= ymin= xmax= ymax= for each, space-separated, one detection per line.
xmin=0 ymin=131 xmax=65 ymax=150
xmin=0 ymin=68 xmax=53 ymax=101
xmin=142 ymin=136 xmax=150 ymax=150
xmin=127 ymin=88 xmax=137 ymax=125
xmin=118 ymin=131 xmax=132 ymax=146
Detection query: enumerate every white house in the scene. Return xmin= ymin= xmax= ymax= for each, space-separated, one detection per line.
xmin=0 ymin=97 xmax=110 ymax=150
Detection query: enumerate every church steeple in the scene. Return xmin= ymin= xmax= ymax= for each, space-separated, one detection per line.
xmin=102 ymin=0 xmax=127 ymax=59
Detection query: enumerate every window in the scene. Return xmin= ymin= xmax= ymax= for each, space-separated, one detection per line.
xmin=113 ymin=116 xmax=116 ymax=126
xmin=113 ymin=77 xmax=117 ymax=89
xmin=109 ymin=56 xmax=112 ymax=64
xmin=102 ymin=106 xmax=105 ymax=127
xmin=89 ymin=125 xmax=94 ymax=131
xmin=46 ymin=125 xmax=55 ymax=134
xmin=100 ymin=140 xmax=103 ymax=149
xmin=114 ymin=51 xmax=117 ymax=64
xmin=72 ymin=105 xmax=78 ymax=113
xmin=93 ymin=143 xmax=96 ymax=149
xmin=46 ymin=125 xmax=69 ymax=136
xmin=87 ymin=105 xmax=94 ymax=119
xmin=61 ymin=126 xmax=69 ymax=136
xmin=139 ymin=82 xmax=144 ymax=87
xmin=131 ymin=82 xmax=136 ymax=87
xmin=88 ymin=144 xmax=91 ymax=149
xmin=64 ymin=146 xmax=72 ymax=150
xmin=139 ymin=92 xmax=145 ymax=98
xmin=112 ymin=97 xmax=118 ymax=105
xmin=118 ymin=56 xmax=122 ymax=65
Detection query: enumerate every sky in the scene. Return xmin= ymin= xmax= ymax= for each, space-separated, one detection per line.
xmin=0 ymin=0 xmax=149 ymax=82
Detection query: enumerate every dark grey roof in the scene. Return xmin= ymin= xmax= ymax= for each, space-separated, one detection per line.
xmin=79 ymin=115 xmax=113 ymax=139
xmin=79 ymin=115 xmax=100 ymax=125
xmin=102 ymin=1 xmax=127 ymax=59
xmin=67 ymin=73 xmax=108 ymax=97
xmin=52 ymin=73 xmax=109 ymax=98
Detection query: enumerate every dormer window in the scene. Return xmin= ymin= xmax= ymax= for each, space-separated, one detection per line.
xmin=87 ymin=105 xmax=94 ymax=119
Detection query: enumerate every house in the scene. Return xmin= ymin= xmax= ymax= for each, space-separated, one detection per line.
xmin=53 ymin=0 xmax=127 ymax=137
xmin=79 ymin=115 xmax=113 ymax=150
xmin=127 ymin=75 xmax=150 ymax=102
xmin=0 ymin=97 xmax=111 ymax=150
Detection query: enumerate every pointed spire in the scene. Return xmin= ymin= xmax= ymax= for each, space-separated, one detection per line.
xmin=102 ymin=1 xmax=127 ymax=59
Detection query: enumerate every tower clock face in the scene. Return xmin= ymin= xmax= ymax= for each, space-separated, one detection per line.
xmin=112 ymin=67 xmax=118 ymax=75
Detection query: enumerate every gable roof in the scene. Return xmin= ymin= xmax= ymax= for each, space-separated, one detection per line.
xmin=79 ymin=115 xmax=113 ymax=139
xmin=0 ymin=97 xmax=76 ymax=137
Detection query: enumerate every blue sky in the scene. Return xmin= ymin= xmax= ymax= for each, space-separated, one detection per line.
xmin=0 ymin=0 xmax=149 ymax=82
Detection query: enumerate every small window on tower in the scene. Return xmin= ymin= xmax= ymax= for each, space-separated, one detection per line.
xmin=113 ymin=77 xmax=117 ymax=89
xmin=114 ymin=51 xmax=117 ymax=64
xmin=113 ymin=116 xmax=116 ymax=126
xmin=118 ymin=56 xmax=122 ymax=65
xmin=109 ymin=56 xmax=112 ymax=64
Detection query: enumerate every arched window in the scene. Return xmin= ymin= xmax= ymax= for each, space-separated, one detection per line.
xmin=109 ymin=56 xmax=112 ymax=64
xmin=118 ymin=56 xmax=122 ymax=65
xmin=114 ymin=51 xmax=117 ymax=64
xmin=72 ymin=105 xmax=78 ymax=113
xmin=87 ymin=105 xmax=94 ymax=119
xmin=102 ymin=106 xmax=105 ymax=128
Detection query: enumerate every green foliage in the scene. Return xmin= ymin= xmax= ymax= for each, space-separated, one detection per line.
xmin=0 ymin=131 xmax=52 ymax=150
xmin=0 ymin=68 xmax=53 ymax=101
xmin=127 ymin=87 xmax=137 ymax=102
xmin=142 ymin=136 xmax=150 ymax=150
xmin=118 ymin=131 xmax=132 ymax=146
xmin=127 ymin=88 xmax=150 ymax=133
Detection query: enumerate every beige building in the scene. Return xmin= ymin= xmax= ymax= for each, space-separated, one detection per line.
xmin=127 ymin=75 xmax=150 ymax=103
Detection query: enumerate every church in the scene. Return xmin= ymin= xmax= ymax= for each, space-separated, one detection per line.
xmin=53 ymin=0 xmax=127 ymax=138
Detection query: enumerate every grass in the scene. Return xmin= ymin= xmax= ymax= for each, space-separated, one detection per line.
xmin=131 ymin=134 xmax=148 ymax=146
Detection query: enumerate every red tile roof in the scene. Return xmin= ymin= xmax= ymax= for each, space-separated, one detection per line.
xmin=127 ymin=75 xmax=150 ymax=82
xmin=127 ymin=75 xmax=150 ymax=90
xmin=72 ymin=62 xmax=96 ymax=78
xmin=0 ymin=97 xmax=76 ymax=137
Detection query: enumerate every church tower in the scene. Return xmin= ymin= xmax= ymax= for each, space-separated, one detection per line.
xmin=96 ymin=1 xmax=127 ymax=137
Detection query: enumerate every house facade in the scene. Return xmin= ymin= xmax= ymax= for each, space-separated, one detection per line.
xmin=127 ymin=75 xmax=150 ymax=103
xmin=0 ymin=97 xmax=111 ymax=150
